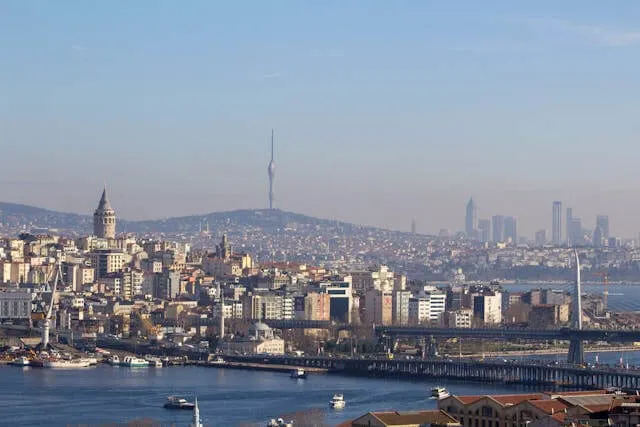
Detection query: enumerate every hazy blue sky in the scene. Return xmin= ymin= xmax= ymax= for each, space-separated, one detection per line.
xmin=2 ymin=1 xmax=640 ymax=237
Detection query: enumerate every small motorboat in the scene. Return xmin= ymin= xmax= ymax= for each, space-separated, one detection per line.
xmin=9 ymin=356 xmax=30 ymax=366
xmin=290 ymin=368 xmax=307 ymax=379
xmin=329 ymin=393 xmax=346 ymax=409
xmin=209 ymin=356 xmax=225 ymax=365
xmin=164 ymin=396 xmax=195 ymax=410
xmin=431 ymin=387 xmax=450 ymax=399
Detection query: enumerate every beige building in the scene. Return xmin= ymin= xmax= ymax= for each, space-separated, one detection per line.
xmin=222 ymin=322 xmax=284 ymax=355
xmin=438 ymin=391 xmax=616 ymax=427
xmin=352 ymin=265 xmax=396 ymax=293
xmin=444 ymin=309 xmax=473 ymax=328
xmin=529 ymin=304 xmax=570 ymax=328
xmin=90 ymin=249 xmax=127 ymax=278
xmin=365 ymin=288 xmax=393 ymax=326
xmin=304 ymin=292 xmax=331 ymax=321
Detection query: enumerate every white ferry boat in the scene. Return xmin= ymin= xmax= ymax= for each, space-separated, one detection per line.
xmin=329 ymin=393 xmax=346 ymax=409
xmin=107 ymin=355 xmax=121 ymax=366
xmin=9 ymin=356 xmax=30 ymax=366
xmin=267 ymin=418 xmax=293 ymax=427
xmin=290 ymin=368 xmax=307 ymax=379
xmin=164 ymin=396 xmax=195 ymax=410
xmin=43 ymin=359 xmax=92 ymax=369
xmin=431 ymin=387 xmax=450 ymax=399
xmin=122 ymin=356 xmax=149 ymax=367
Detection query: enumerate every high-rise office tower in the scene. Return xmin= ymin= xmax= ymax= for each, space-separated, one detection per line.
xmin=492 ymin=215 xmax=505 ymax=243
xmin=552 ymin=201 xmax=562 ymax=245
xmin=93 ymin=187 xmax=116 ymax=239
xmin=504 ymin=216 xmax=517 ymax=244
xmin=596 ymin=215 xmax=610 ymax=240
xmin=566 ymin=208 xmax=573 ymax=245
xmin=593 ymin=225 xmax=603 ymax=248
xmin=569 ymin=217 xmax=583 ymax=246
xmin=411 ymin=218 xmax=416 ymax=235
xmin=478 ymin=219 xmax=491 ymax=243
xmin=534 ymin=229 xmax=547 ymax=247
xmin=267 ymin=129 xmax=276 ymax=210
xmin=465 ymin=198 xmax=478 ymax=239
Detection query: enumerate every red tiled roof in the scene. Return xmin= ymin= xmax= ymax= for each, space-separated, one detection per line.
xmin=489 ymin=394 xmax=545 ymax=406
xmin=366 ymin=410 xmax=459 ymax=426
xmin=529 ymin=399 xmax=569 ymax=414
xmin=454 ymin=395 xmax=485 ymax=404
xmin=551 ymin=412 xmax=569 ymax=423
xmin=547 ymin=390 xmax=607 ymax=396
xmin=582 ymin=404 xmax=611 ymax=413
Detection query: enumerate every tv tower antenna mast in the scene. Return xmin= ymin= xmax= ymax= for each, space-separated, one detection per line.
xmin=268 ymin=129 xmax=276 ymax=210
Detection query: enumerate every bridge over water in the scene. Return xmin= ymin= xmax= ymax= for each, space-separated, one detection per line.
xmin=229 ymin=354 xmax=640 ymax=390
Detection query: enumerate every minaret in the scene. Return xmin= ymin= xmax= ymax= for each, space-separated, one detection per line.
xmin=190 ymin=397 xmax=203 ymax=427
xmin=268 ymin=129 xmax=276 ymax=210
xmin=93 ymin=186 xmax=116 ymax=239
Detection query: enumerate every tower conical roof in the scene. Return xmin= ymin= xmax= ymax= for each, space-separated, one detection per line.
xmin=97 ymin=187 xmax=113 ymax=212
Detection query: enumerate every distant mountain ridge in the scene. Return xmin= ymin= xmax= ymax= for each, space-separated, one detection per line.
xmin=0 ymin=202 xmax=380 ymax=235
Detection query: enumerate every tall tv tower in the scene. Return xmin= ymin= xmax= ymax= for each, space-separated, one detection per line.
xmin=268 ymin=129 xmax=276 ymax=210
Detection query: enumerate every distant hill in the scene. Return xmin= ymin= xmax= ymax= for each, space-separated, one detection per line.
xmin=0 ymin=202 xmax=378 ymax=236
xmin=124 ymin=209 xmax=373 ymax=234
xmin=0 ymin=202 xmax=91 ymax=231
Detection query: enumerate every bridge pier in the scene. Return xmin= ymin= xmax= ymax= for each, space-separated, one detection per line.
xmin=567 ymin=337 xmax=584 ymax=365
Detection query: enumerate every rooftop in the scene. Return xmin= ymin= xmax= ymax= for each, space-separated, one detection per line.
xmin=353 ymin=410 xmax=459 ymax=427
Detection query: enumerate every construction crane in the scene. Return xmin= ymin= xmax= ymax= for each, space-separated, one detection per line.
xmin=594 ymin=271 xmax=609 ymax=314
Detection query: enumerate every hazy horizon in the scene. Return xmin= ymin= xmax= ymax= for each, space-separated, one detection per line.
xmin=2 ymin=2 xmax=640 ymax=238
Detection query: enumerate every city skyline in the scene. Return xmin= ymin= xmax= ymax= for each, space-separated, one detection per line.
xmin=3 ymin=2 xmax=640 ymax=236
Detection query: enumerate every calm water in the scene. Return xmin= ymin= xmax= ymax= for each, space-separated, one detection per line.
xmin=1 ymin=365 xmax=563 ymax=426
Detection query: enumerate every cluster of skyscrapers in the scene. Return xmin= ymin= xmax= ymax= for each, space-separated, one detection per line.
xmin=464 ymin=198 xmax=612 ymax=247
xmin=551 ymin=201 xmax=611 ymax=247
xmin=464 ymin=198 xmax=517 ymax=244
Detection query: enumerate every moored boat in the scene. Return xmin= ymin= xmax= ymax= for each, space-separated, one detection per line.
xmin=144 ymin=356 xmax=163 ymax=367
xmin=209 ymin=356 xmax=225 ymax=365
xmin=9 ymin=356 xmax=30 ymax=366
xmin=122 ymin=356 xmax=149 ymax=367
xmin=43 ymin=359 xmax=92 ymax=369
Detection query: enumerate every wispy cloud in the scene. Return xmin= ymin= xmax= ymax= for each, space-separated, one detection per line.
xmin=71 ymin=45 xmax=87 ymax=51
xmin=308 ymin=50 xmax=345 ymax=58
xmin=261 ymin=72 xmax=281 ymax=79
xmin=524 ymin=17 xmax=640 ymax=47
